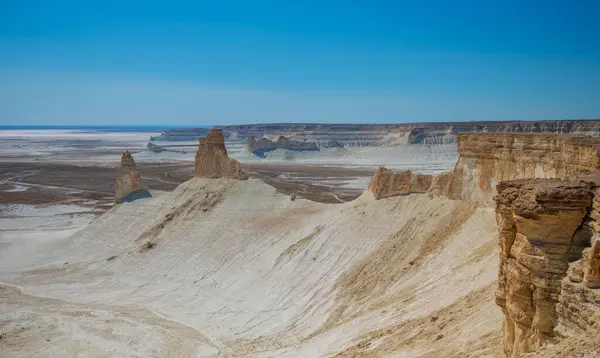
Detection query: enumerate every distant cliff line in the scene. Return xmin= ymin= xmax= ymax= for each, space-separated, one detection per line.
xmin=151 ymin=119 xmax=600 ymax=144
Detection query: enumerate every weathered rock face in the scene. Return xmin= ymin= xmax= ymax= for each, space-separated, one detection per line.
xmin=195 ymin=129 xmax=244 ymax=178
xmin=115 ymin=151 xmax=143 ymax=203
xmin=439 ymin=133 xmax=600 ymax=205
xmin=494 ymin=179 xmax=600 ymax=357
xmin=368 ymin=167 xmax=434 ymax=199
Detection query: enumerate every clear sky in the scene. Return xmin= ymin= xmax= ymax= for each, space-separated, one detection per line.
xmin=1 ymin=0 xmax=599 ymax=125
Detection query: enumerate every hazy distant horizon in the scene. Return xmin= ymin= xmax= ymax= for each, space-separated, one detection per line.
xmin=4 ymin=118 xmax=600 ymax=131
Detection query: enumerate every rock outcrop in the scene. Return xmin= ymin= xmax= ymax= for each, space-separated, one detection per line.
xmin=494 ymin=178 xmax=600 ymax=357
xmin=436 ymin=133 xmax=600 ymax=205
xmin=146 ymin=142 xmax=167 ymax=153
xmin=195 ymin=129 xmax=244 ymax=178
xmin=368 ymin=167 xmax=434 ymax=200
xmin=115 ymin=151 xmax=144 ymax=203
xmin=247 ymin=135 xmax=319 ymax=157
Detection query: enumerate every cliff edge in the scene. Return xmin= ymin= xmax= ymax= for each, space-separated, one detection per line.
xmin=494 ymin=178 xmax=600 ymax=357
xmin=436 ymin=133 xmax=600 ymax=205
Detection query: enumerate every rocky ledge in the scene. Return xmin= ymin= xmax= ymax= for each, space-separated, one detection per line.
xmin=195 ymin=129 xmax=245 ymax=179
xmin=494 ymin=178 xmax=600 ymax=357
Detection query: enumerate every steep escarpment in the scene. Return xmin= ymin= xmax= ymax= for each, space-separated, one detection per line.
xmin=247 ymin=135 xmax=319 ymax=157
xmin=114 ymin=151 xmax=144 ymax=203
xmin=368 ymin=167 xmax=434 ymax=199
xmin=195 ymin=129 xmax=244 ymax=178
xmin=494 ymin=179 xmax=600 ymax=357
xmin=435 ymin=133 xmax=600 ymax=205
xmin=406 ymin=120 xmax=600 ymax=145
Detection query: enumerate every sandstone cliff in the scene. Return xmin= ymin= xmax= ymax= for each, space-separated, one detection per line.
xmin=368 ymin=167 xmax=434 ymax=199
xmin=195 ymin=129 xmax=244 ymax=178
xmin=494 ymin=178 xmax=600 ymax=357
xmin=435 ymin=133 xmax=600 ymax=205
xmin=115 ymin=151 xmax=144 ymax=203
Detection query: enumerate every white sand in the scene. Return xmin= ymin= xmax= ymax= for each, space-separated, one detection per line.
xmin=0 ymin=178 xmax=502 ymax=357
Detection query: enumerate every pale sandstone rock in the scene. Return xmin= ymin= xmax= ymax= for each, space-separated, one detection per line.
xmin=115 ymin=151 xmax=143 ymax=203
xmin=427 ymin=171 xmax=453 ymax=197
xmin=583 ymin=238 xmax=600 ymax=288
xmin=194 ymin=129 xmax=244 ymax=178
xmin=440 ymin=133 xmax=600 ymax=205
xmin=494 ymin=179 xmax=600 ymax=357
xmin=367 ymin=167 xmax=434 ymax=200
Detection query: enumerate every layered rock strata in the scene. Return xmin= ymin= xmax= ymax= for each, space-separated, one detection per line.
xmin=494 ymin=178 xmax=600 ymax=357
xmin=247 ymin=135 xmax=319 ymax=156
xmin=368 ymin=167 xmax=434 ymax=199
xmin=153 ymin=120 xmax=600 ymax=144
xmin=115 ymin=151 xmax=144 ymax=203
xmin=437 ymin=133 xmax=600 ymax=205
xmin=195 ymin=129 xmax=244 ymax=178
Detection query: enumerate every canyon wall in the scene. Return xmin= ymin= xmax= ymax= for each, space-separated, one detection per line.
xmin=436 ymin=133 xmax=600 ymax=205
xmin=195 ymin=129 xmax=244 ymax=178
xmin=115 ymin=151 xmax=144 ymax=203
xmin=368 ymin=167 xmax=434 ymax=199
xmin=494 ymin=178 xmax=600 ymax=357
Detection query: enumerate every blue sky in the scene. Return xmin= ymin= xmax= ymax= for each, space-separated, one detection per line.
xmin=1 ymin=1 xmax=599 ymax=125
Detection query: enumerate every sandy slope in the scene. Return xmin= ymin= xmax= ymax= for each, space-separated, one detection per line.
xmin=0 ymin=178 xmax=502 ymax=357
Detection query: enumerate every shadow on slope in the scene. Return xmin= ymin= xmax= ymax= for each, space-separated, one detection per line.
xmin=116 ymin=188 xmax=152 ymax=204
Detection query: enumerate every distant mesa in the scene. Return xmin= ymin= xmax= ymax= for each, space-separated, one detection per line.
xmin=247 ymin=135 xmax=319 ymax=158
xmin=195 ymin=129 xmax=245 ymax=178
xmin=151 ymin=128 xmax=212 ymax=141
xmin=146 ymin=142 xmax=167 ymax=153
xmin=115 ymin=151 xmax=150 ymax=203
